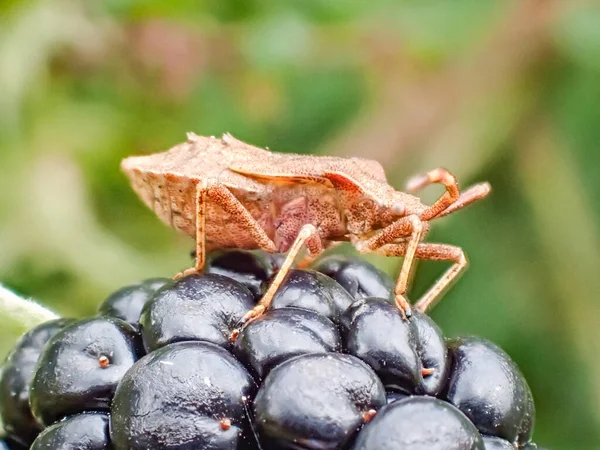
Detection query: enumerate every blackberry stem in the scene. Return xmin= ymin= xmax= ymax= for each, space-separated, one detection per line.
xmin=0 ymin=283 xmax=59 ymax=327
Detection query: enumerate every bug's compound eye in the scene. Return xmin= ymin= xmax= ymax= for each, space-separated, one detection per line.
xmin=391 ymin=201 xmax=406 ymax=217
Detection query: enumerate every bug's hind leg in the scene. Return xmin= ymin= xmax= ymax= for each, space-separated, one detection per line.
xmin=239 ymin=224 xmax=323 ymax=325
xmin=354 ymin=215 xmax=426 ymax=319
xmin=175 ymin=179 xmax=278 ymax=278
xmin=374 ymin=242 xmax=468 ymax=313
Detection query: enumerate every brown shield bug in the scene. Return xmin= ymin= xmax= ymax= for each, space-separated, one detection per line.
xmin=121 ymin=133 xmax=490 ymax=327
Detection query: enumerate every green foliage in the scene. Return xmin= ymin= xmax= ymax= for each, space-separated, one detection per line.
xmin=1 ymin=1 xmax=599 ymax=447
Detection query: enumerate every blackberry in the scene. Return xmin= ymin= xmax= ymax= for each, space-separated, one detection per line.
xmin=410 ymin=309 xmax=450 ymax=395
xmin=138 ymin=273 xmax=255 ymax=353
xmin=267 ymin=268 xmax=354 ymax=322
xmin=385 ymin=391 xmax=409 ymax=404
xmin=29 ymin=317 xmax=140 ymax=426
xmin=253 ymin=353 xmax=386 ymax=449
xmin=205 ymin=249 xmax=283 ymax=299
xmin=340 ymin=297 xmax=422 ymax=393
xmin=444 ymin=337 xmax=535 ymax=445
xmin=482 ymin=435 xmax=517 ymax=449
xmin=340 ymin=297 xmax=449 ymax=395
xmin=0 ymin=252 xmax=547 ymax=449
xmin=30 ymin=413 xmax=110 ymax=450
xmin=110 ymin=341 xmax=257 ymax=449
xmin=233 ymin=307 xmax=342 ymax=378
xmin=98 ymin=278 xmax=170 ymax=329
xmin=351 ymin=396 xmax=484 ymax=450
xmin=313 ymin=254 xmax=394 ymax=301
xmin=0 ymin=318 xmax=73 ymax=445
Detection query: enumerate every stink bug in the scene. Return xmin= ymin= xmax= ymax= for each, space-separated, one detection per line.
xmin=121 ymin=133 xmax=490 ymax=326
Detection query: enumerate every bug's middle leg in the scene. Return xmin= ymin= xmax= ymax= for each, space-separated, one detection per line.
xmin=406 ymin=168 xmax=460 ymax=221
xmin=354 ymin=215 xmax=425 ymax=318
xmin=240 ymin=224 xmax=323 ymax=325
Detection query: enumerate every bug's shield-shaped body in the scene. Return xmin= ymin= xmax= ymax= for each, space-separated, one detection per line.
xmin=121 ymin=133 xmax=399 ymax=253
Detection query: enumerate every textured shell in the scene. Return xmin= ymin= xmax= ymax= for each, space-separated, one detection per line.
xmin=120 ymin=133 xmax=424 ymax=249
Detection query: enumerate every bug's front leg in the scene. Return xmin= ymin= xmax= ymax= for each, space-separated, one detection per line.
xmin=373 ymin=242 xmax=468 ymax=313
xmin=406 ymin=168 xmax=491 ymax=220
xmin=239 ymin=224 xmax=323 ymax=325
xmin=406 ymin=168 xmax=460 ymax=221
xmin=175 ymin=179 xmax=278 ymax=278
xmin=353 ymin=215 xmax=425 ymax=319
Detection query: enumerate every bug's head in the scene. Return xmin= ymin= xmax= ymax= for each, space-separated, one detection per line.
xmin=372 ymin=190 xmax=428 ymax=227
xmin=341 ymin=191 xmax=422 ymax=235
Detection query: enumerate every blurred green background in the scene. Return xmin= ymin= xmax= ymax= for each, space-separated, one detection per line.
xmin=1 ymin=0 xmax=599 ymax=448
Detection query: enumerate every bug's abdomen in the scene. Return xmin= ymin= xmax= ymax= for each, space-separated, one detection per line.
xmin=266 ymin=184 xmax=346 ymax=252
xmin=128 ymin=171 xmax=197 ymax=237
xmin=139 ymin=174 xmax=346 ymax=252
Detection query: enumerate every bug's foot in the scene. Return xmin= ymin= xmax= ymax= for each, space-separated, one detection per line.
xmin=229 ymin=305 xmax=267 ymax=342
xmin=172 ymin=267 xmax=201 ymax=280
xmin=229 ymin=328 xmax=240 ymax=343
xmin=422 ymin=367 xmax=435 ymax=377
xmin=394 ymin=294 xmax=412 ymax=320
xmin=241 ymin=305 xmax=267 ymax=325
xmin=362 ymin=409 xmax=377 ymax=423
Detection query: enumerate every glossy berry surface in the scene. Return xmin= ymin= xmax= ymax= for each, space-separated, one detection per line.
xmin=313 ymin=254 xmax=394 ymax=300
xmin=0 ymin=319 xmax=73 ymax=445
xmin=269 ymin=269 xmax=354 ymax=322
xmin=482 ymin=435 xmax=516 ymax=449
xmin=29 ymin=317 xmax=139 ymax=426
xmin=254 ymin=353 xmax=386 ymax=449
xmin=340 ymin=297 xmax=422 ymax=393
xmin=110 ymin=341 xmax=257 ymax=450
xmin=205 ymin=249 xmax=282 ymax=298
xmin=351 ymin=396 xmax=484 ymax=450
xmin=385 ymin=391 xmax=409 ymax=404
xmin=30 ymin=413 xmax=111 ymax=450
xmin=444 ymin=337 xmax=535 ymax=445
xmin=98 ymin=278 xmax=169 ymax=329
xmin=0 ymin=250 xmax=545 ymax=449
xmin=139 ymin=273 xmax=255 ymax=352
xmin=410 ymin=309 xmax=449 ymax=395
xmin=233 ymin=307 xmax=342 ymax=378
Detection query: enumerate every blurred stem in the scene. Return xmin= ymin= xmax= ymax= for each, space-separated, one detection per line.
xmin=518 ymin=121 xmax=600 ymax=425
xmin=0 ymin=284 xmax=59 ymax=328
